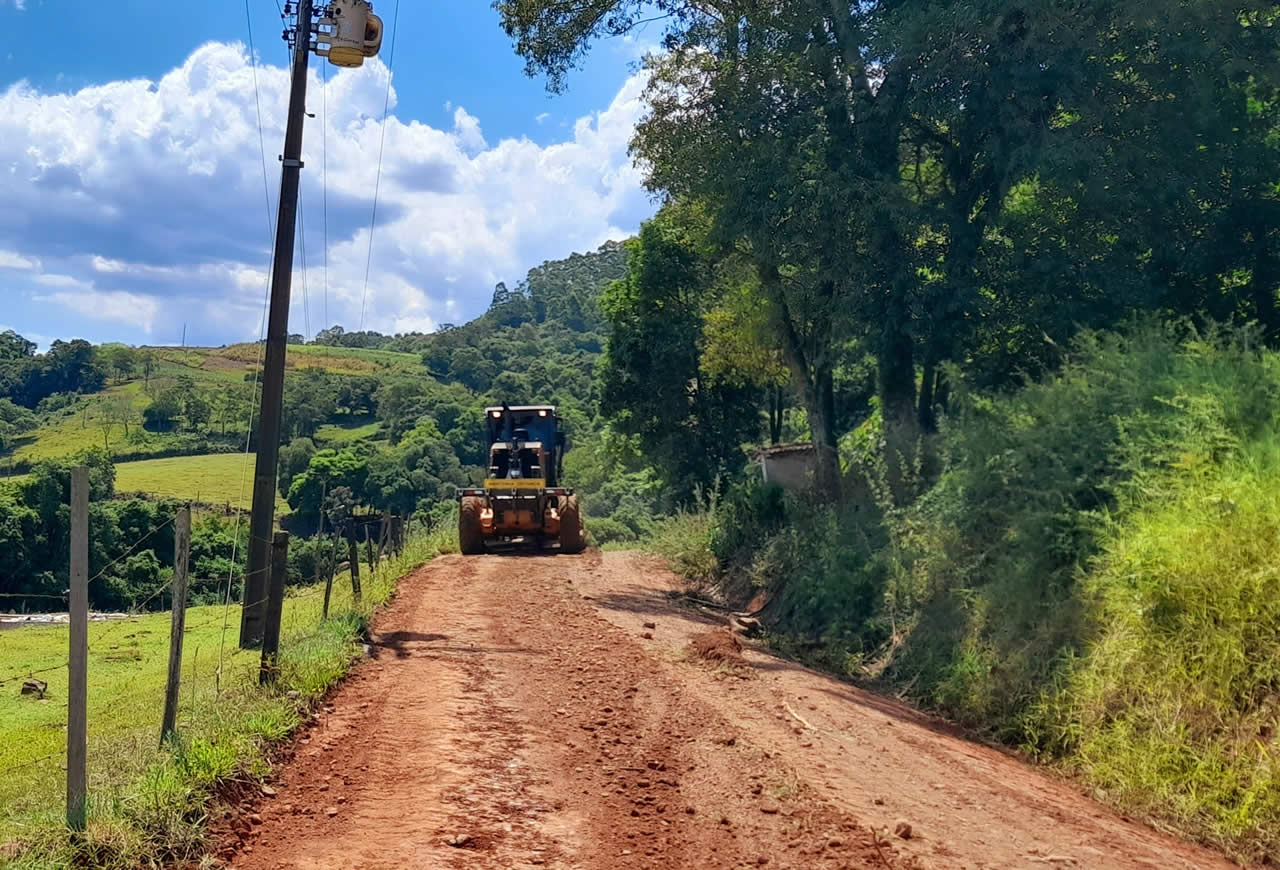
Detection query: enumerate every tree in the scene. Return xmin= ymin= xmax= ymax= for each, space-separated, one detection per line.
xmin=184 ymin=393 xmax=212 ymax=432
xmin=140 ymin=351 xmax=157 ymax=391
xmin=449 ymin=347 xmax=496 ymax=392
xmin=598 ymin=204 xmax=763 ymax=500
xmin=103 ymin=345 xmax=137 ymax=383
xmin=499 ymin=0 xmax=1262 ymax=499
xmin=98 ymin=396 xmax=124 ymax=448
xmin=0 ymin=330 xmax=36 ymax=361
xmin=0 ymin=399 xmax=37 ymax=452
xmin=279 ymin=437 xmax=317 ymax=500
xmin=144 ymin=390 xmax=183 ymax=432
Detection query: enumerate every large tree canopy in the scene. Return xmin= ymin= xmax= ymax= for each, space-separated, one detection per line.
xmin=497 ymin=0 xmax=1280 ymax=500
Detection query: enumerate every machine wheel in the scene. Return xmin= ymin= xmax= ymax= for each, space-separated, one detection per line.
xmin=558 ymin=494 xmax=586 ymax=554
xmin=459 ymin=497 xmax=485 ymax=555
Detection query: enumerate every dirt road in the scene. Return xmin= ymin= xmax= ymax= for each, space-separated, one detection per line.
xmin=215 ymin=552 xmax=1239 ymax=870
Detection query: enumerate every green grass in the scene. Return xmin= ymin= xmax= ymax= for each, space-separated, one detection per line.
xmin=0 ymin=344 xmax=423 ymax=468
xmin=113 ymin=454 xmax=283 ymax=512
xmin=0 ymin=523 xmax=457 ymax=868
xmin=314 ymin=419 xmax=382 ymax=445
xmin=208 ymin=344 xmax=423 ymax=376
xmin=1028 ymin=439 xmax=1280 ymax=861
xmin=5 ymin=384 xmax=150 ymax=464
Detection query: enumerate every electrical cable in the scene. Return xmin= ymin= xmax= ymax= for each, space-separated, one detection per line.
xmin=358 ymin=0 xmax=401 ymax=333
xmin=322 ymin=59 xmax=330 ymax=333
xmin=244 ymin=0 xmax=278 ymax=242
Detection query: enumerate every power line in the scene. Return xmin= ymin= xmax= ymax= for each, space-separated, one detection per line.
xmin=244 ymin=0 xmax=277 ymax=243
xmin=299 ymin=187 xmax=312 ymax=342
xmin=322 ymin=59 xmax=330 ymax=333
xmin=358 ymin=0 xmax=401 ymax=333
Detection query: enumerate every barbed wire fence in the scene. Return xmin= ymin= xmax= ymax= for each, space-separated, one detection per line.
xmin=0 ymin=465 xmax=430 ymax=838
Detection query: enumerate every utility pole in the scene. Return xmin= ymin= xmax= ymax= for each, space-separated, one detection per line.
xmin=240 ymin=0 xmax=384 ymax=649
xmin=241 ymin=0 xmax=315 ymax=648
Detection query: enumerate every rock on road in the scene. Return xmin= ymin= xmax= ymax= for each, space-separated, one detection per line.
xmin=215 ymin=551 xmax=1238 ymax=870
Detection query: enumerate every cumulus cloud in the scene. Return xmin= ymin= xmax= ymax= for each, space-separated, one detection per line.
xmin=0 ymin=42 xmax=652 ymax=345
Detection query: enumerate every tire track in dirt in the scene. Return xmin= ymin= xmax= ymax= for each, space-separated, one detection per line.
xmin=210 ymin=550 xmax=1240 ymax=870
xmin=214 ymin=553 xmax=904 ymax=869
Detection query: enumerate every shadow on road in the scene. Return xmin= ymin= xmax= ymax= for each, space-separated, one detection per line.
xmin=370 ymin=630 xmax=449 ymax=658
xmin=591 ymin=588 xmax=727 ymax=626
xmin=369 ymin=631 xmax=545 ymax=660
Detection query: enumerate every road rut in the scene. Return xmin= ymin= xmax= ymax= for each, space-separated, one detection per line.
xmin=214 ymin=551 xmax=1239 ymax=870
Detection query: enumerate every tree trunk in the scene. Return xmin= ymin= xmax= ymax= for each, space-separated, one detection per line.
xmin=769 ymin=385 xmax=784 ymax=446
xmin=758 ymin=262 xmax=841 ymax=501
xmin=917 ymin=359 xmax=937 ymax=433
xmin=879 ymin=317 xmax=918 ymax=504
xmin=1250 ymin=219 xmax=1280 ymax=344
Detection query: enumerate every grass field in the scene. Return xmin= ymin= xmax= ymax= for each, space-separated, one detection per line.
xmin=0 ymin=344 xmax=423 ymax=467
xmin=0 ymin=525 xmax=455 ymax=867
xmin=314 ymin=418 xmax=382 ymax=445
xmin=114 ymin=454 xmax=257 ymax=510
xmin=5 ymin=383 xmax=150 ymax=464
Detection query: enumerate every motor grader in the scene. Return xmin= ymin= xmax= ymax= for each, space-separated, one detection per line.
xmin=454 ymin=404 xmax=586 ymax=555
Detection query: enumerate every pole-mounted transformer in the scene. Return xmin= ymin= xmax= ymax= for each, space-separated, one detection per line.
xmin=240 ymin=0 xmax=384 ymax=650
xmin=316 ymin=0 xmax=384 ymax=68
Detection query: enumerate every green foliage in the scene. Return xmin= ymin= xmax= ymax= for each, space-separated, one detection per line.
xmin=598 ymin=206 xmax=767 ymax=500
xmin=644 ymin=487 xmax=721 ymax=589
xmin=583 ymin=516 xmax=636 ymax=546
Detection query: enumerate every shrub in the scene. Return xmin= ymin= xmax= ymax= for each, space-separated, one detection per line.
xmin=585 ymin=516 xmax=636 ymax=546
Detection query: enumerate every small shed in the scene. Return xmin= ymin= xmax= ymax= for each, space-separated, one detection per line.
xmin=756 ymin=442 xmax=817 ymax=492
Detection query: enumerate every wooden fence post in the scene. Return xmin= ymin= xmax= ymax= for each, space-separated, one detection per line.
xmin=161 ymin=506 xmax=191 ymax=745
xmin=67 ymin=467 xmax=89 ymax=832
xmin=347 ymin=528 xmax=362 ymax=604
xmin=322 ymin=532 xmax=340 ymax=621
xmin=376 ymin=513 xmax=390 ymax=563
xmin=364 ymin=522 xmax=376 ymax=576
xmin=259 ymin=531 xmax=289 ymax=686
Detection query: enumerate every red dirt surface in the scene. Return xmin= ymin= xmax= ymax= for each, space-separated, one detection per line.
xmin=689 ymin=629 xmax=745 ymax=664
xmin=210 ymin=552 xmax=1244 ymax=870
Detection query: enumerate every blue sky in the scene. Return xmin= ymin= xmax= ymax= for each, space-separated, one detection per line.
xmin=0 ymin=0 xmax=660 ymax=349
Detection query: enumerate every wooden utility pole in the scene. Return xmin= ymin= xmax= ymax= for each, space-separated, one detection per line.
xmin=161 ymin=507 xmax=192 ymax=745
xmin=260 ymin=532 xmax=291 ymax=685
xmin=242 ymin=0 xmax=315 ymax=649
xmin=67 ymin=467 xmax=89 ymax=832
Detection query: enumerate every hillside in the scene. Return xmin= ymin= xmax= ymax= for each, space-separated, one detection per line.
xmin=0 ymin=241 xmax=628 ymax=614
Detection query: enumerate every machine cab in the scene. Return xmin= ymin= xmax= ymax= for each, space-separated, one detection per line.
xmin=485 ymin=405 xmax=566 ymax=488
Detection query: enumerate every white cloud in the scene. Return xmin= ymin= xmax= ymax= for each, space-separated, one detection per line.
xmin=451 ymin=106 xmax=487 ymax=153
xmin=0 ymin=249 xmax=36 ymax=270
xmin=33 ymin=272 xmax=90 ymax=289
xmin=35 ymin=290 xmax=161 ymax=333
xmin=0 ymin=42 xmax=652 ymax=344
xmin=535 ymin=112 xmax=550 ymax=125
xmin=13 ymin=0 xmax=25 ymax=10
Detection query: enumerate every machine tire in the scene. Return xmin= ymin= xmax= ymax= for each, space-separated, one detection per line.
xmin=459 ymin=497 xmax=486 ymax=556
xmin=559 ymin=494 xmax=586 ymax=554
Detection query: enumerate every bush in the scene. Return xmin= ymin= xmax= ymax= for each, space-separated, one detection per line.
xmin=1026 ymin=440 xmax=1280 ymax=862
xmin=710 ymin=477 xmax=787 ymax=572
xmin=585 ymin=516 xmax=636 ymax=546
xmin=645 ymin=488 xmax=720 ymax=588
